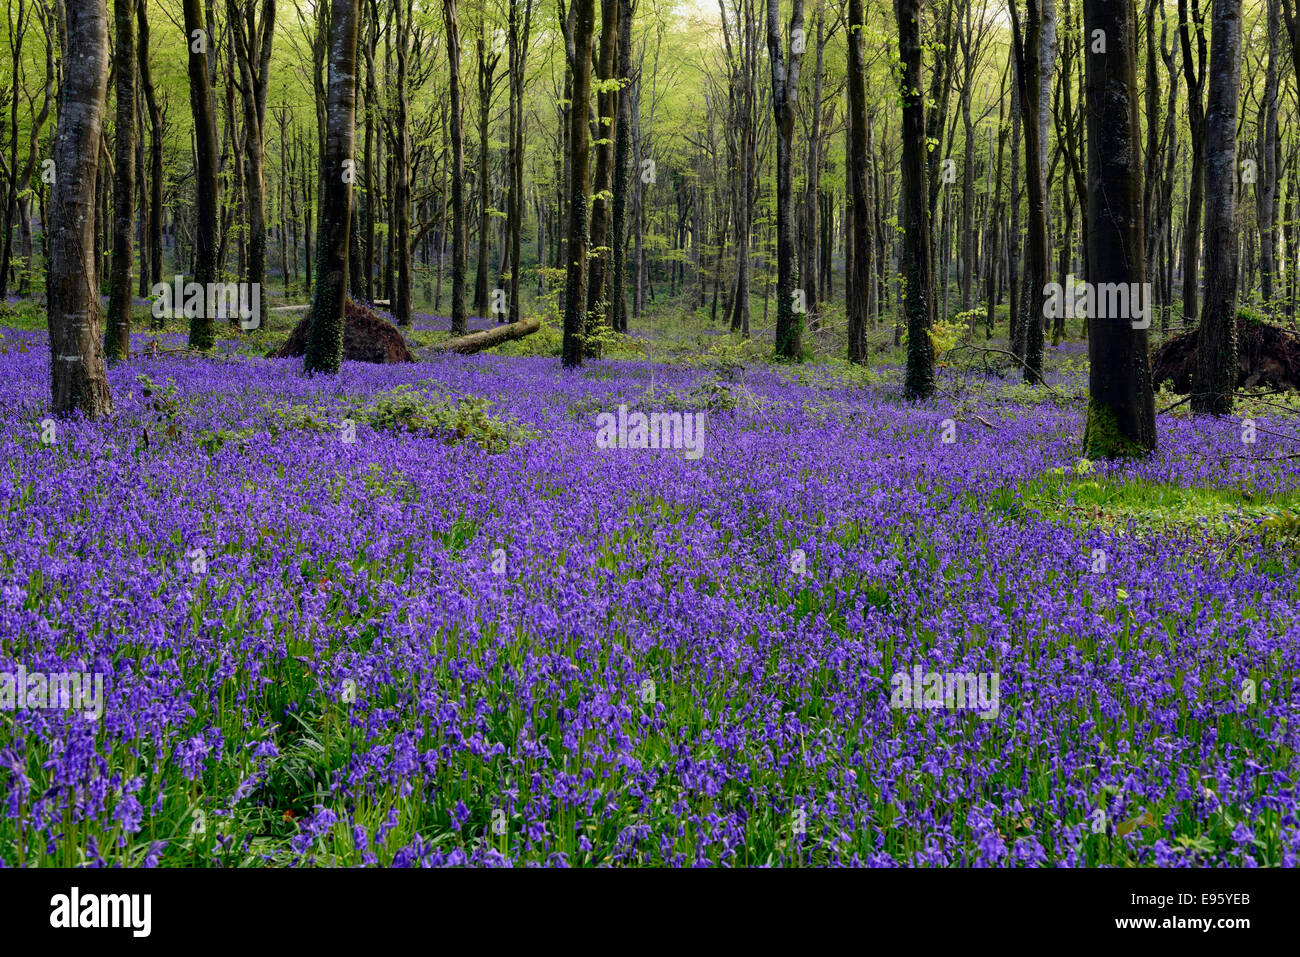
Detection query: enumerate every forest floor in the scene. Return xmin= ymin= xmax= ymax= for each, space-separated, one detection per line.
xmin=2 ymin=299 xmax=1300 ymax=866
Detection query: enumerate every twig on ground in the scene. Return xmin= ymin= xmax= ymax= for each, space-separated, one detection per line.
xmin=934 ymin=383 xmax=997 ymax=429
xmin=946 ymin=342 xmax=1081 ymax=403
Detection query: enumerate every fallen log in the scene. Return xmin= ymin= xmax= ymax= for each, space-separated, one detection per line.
xmin=433 ymin=318 xmax=541 ymax=355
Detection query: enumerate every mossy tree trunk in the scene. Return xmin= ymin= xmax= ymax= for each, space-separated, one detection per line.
xmin=1081 ymin=0 xmax=1156 ymax=457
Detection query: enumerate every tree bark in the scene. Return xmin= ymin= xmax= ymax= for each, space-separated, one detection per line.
xmin=1257 ymin=0 xmax=1280 ymax=310
xmin=435 ymin=317 xmax=540 ymax=354
xmin=444 ymin=0 xmax=468 ymax=336
xmin=586 ymin=0 xmax=620 ymax=335
xmin=507 ymin=0 xmax=534 ymax=325
xmin=49 ymin=0 xmax=113 ymax=418
xmin=1191 ymin=0 xmax=1242 ymax=415
xmin=304 ymin=0 xmax=360 ymax=374
xmin=228 ymin=0 xmax=276 ymax=333
xmin=183 ymin=0 xmax=220 ymax=349
xmin=105 ymin=0 xmax=137 ymax=361
xmin=473 ymin=28 xmax=498 ymax=315
xmin=608 ymin=0 xmax=635 ymax=333
xmin=1081 ymin=0 xmax=1156 ymax=456
xmin=846 ymin=0 xmax=872 ymax=363
xmin=562 ymin=0 xmax=596 ymax=367
xmin=767 ymin=0 xmax=805 ymax=360
xmin=1178 ymin=0 xmax=1207 ymax=327
xmin=393 ymin=0 xmax=412 ymax=325
xmin=897 ymin=0 xmax=933 ymax=399
xmin=1010 ymin=0 xmax=1051 ymax=382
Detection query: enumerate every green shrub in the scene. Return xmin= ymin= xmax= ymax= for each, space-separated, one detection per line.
xmin=351 ymin=384 xmax=538 ymax=453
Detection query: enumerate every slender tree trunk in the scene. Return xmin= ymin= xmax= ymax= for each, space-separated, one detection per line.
xmin=184 ymin=0 xmax=220 ymax=349
xmin=897 ymin=0 xmax=933 ymax=398
xmin=586 ymin=0 xmax=620 ymax=336
xmin=1179 ymin=0 xmax=1207 ymax=327
xmin=609 ymin=0 xmax=635 ymax=333
xmin=562 ymin=0 xmax=596 ymax=367
xmin=474 ymin=29 xmax=497 ymax=314
xmin=803 ymin=2 xmax=826 ymax=323
xmin=393 ymin=0 xmax=412 ymax=325
xmin=508 ymin=0 xmax=533 ymax=325
xmin=445 ymin=0 xmax=468 ymax=335
xmin=228 ymin=0 xmax=276 ymax=332
xmin=1192 ymin=0 xmax=1242 ymax=415
xmin=1257 ymin=0 xmax=1280 ymax=310
xmin=846 ymin=0 xmax=872 ymax=363
xmin=105 ymin=0 xmax=137 ymax=361
xmin=767 ymin=0 xmax=805 ymax=360
xmin=1011 ymin=0 xmax=1050 ymax=382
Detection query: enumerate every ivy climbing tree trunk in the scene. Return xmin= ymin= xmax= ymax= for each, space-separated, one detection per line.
xmin=897 ymin=0 xmax=933 ymax=399
xmin=586 ymin=0 xmax=620 ymax=338
xmin=304 ymin=0 xmax=359 ymax=374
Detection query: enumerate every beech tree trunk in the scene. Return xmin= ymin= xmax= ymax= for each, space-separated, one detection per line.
xmin=49 ymin=0 xmax=113 ymax=418
xmin=1010 ymin=0 xmax=1051 ymax=382
xmin=1178 ymin=0 xmax=1207 ymax=327
xmin=1081 ymin=0 xmax=1156 ymax=456
xmin=183 ymin=0 xmax=220 ymax=349
xmin=897 ymin=0 xmax=933 ymax=399
xmin=608 ymin=0 xmax=635 ymax=333
xmin=445 ymin=0 xmax=468 ymax=336
xmin=506 ymin=0 xmax=534 ymax=326
xmin=473 ymin=29 xmax=498 ymax=315
xmin=105 ymin=0 xmax=137 ymax=362
xmin=846 ymin=0 xmax=872 ymax=363
xmin=561 ymin=0 xmax=596 ymax=368
xmin=586 ymin=0 xmax=620 ymax=334
xmin=767 ymin=0 xmax=805 ymax=360
xmin=1257 ymin=0 xmax=1280 ymax=310
xmin=1192 ymin=0 xmax=1242 ymax=415
xmin=393 ymin=0 xmax=412 ymax=326
xmin=304 ymin=0 xmax=360 ymax=374
xmin=228 ymin=0 xmax=276 ymax=333
xmin=138 ymin=0 xmax=163 ymax=289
